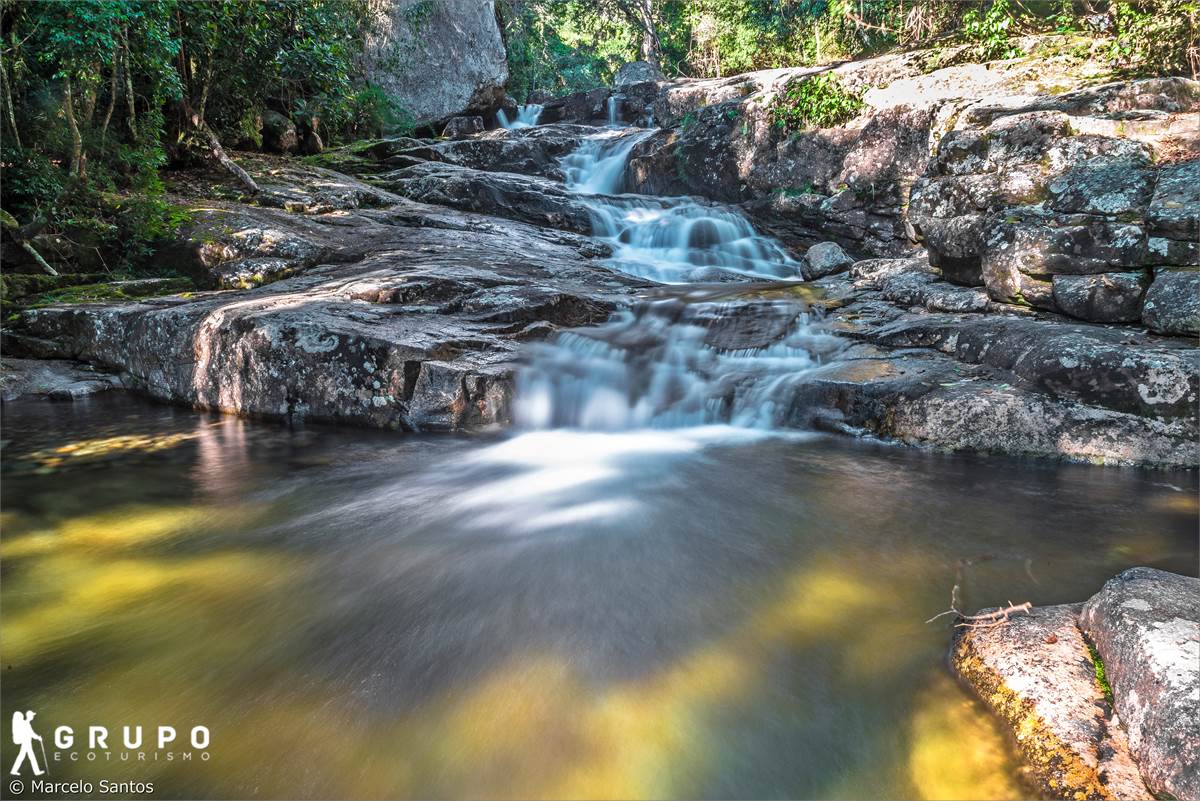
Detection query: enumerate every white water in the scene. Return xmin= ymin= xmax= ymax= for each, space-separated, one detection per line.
xmin=498 ymin=103 xmax=544 ymax=129
xmin=513 ymin=129 xmax=839 ymax=433
xmin=561 ymin=130 xmax=803 ymax=283
xmin=607 ymin=95 xmax=620 ymax=126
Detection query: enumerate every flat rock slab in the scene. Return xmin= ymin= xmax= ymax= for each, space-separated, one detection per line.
xmin=0 ymin=358 xmax=123 ymax=401
xmin=952 ymin=604 xmax=1152 ymax=800
xmin=1081 ymin=568 xmax=1200 ymax=801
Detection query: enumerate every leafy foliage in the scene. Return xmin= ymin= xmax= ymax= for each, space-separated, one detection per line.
xmin=0 ymin=0 xmax=404 ymax=273
xmin=962 ymin=0 xmax=1025 ymax=60
xmin=770 ymin=73 xmax=864 ymax=131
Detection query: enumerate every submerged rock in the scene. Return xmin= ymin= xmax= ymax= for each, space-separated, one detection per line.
xmin=1081 ymin=568 xmax=1200 ymax=801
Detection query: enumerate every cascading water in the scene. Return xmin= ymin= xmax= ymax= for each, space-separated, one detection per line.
xmin=560 ymin=130 xmax=803 ymax=283
xmin=514 ymin=127 xmax=842 ymax=432
xmin=498 ymin=103 xmax=544 ymax=129
xmin=606 ymin=95 xmax=620 ymax=126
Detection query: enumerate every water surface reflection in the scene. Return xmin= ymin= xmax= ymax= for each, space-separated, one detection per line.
xmin=3 ymin=395 xmax=1196 ymax=799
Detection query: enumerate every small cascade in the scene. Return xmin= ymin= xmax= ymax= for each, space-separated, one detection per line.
xmin=512 ymin=122 xmax=837 ymax=434
xmin=514 ymin=301 xmax=843 ymax=431
xmin=606 ymin=95 xmax=621 ymax=126
xmin=498 ymin=104 xmax=544 ymax=129
xmin=561 ymin=130 xmax=802 ymax=283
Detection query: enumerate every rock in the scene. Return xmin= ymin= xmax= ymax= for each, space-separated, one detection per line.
xmin=362 ymin=0 xmax=507 ymax=125
xmin=538 ymin=87 xmax=612 ymax=125
xmin=614 ymin=61 xmax=664 ymax=87
xmin=951 ymin=603 xmax=1152 ymax=800
xmin=802 ymin=242 xmax=854 ymax=279
xmin=441 ymin=115 xmax=484 ymax=139
xmin=856 ymin=311 xmax=1198 ymax=420
xmin=0 ymin=358 xmax=123 ymax=401
xmin=12 ymin=200 xmax=646 ymax=432
xmin=430 ymin=124 xmax=595 ymax=177
xmin=1147 ymin=161 xmax=1200 ymax=240
xmin=1046 ymin=156 xmax=1156 ymax=217
xmin=1052 ymin=272 xmax=1148 ymax=323
xmin=1142 ymin=270 xmax=1200 ymax=337
xmin=1080 ymin=568 xmax=1200 ymax=801
xmin=379 ymin=161 xmax=599 ymax=233
xmin=262 ymin=111 xmax=298 ymax=154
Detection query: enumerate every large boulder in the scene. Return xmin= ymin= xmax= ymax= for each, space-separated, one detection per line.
xmin=262 ymin=111 xmax=298 ymax=154
xmin=1081 ymin=568 xmax=1200 ymax=801
xmin=363 ymin=0 xmax=507 ymax=125
xmin=802 ymin=242 xmax=854 ymax=279
xmin=614 ymin=60 xmax=664 ymax=87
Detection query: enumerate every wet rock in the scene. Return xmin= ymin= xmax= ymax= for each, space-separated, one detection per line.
xmin=441 ymin=116 xmax=484 ymax=139
xmin=430 ymin=124 xmax=595 ymax=177
xmin=614 ymin=61 xmax=664 ymax=87
xmin=262 ymin=111 xmax=298 ymax=154
xmin=1142 ymin=270 xmax=1200 ymax=337
xmin=1081 ymin=568 xmax=1200 ymax=801
xmin=802 ymin=242 xmax=854 ymax=279
xmin=379 ymin=162 xmax=597 ymax=233
xmin=362 ymin=0 xmax=507 ymax=125
xmin=0 ymin=358 xmax=123 ymax=401
xmin=1052 ymin=272 xmax=1148 ymax=323
xmin=951 ymin=604 xmax=1153 ymax=800
xmin=538 ymin=87 xmax=612 ymax=125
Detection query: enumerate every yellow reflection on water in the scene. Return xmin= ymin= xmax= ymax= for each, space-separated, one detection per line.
xmin=907 ymin=673 xmax=1024 ymax=800
xmin=3 ymin=515 xmax=1022 ymax=799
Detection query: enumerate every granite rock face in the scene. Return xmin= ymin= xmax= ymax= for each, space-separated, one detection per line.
xmin=362 ymin=0 xmax=507 ymax=125
xmin=1081 ymin=568 xmax=1200 ymax=801
xmin=1142 ymin=269 xmax=1200 ymax=337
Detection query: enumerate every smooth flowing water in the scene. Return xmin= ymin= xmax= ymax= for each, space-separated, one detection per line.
xmin=498 ymin=103 xmax=545 ymax=129
xmin=560 ymin=130 xmax=802 ymax=283
xmin=3 ymin=396 xmax=1196 ymax=799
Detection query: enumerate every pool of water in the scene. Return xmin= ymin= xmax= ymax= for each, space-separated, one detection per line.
xmin=2 ymin=394 xmax=1196 ymax=799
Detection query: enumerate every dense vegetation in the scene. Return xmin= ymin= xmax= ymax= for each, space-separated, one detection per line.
xmin=2 ymin=0 xmax=1196 ymax=277
xmin=499 ymin=0 xmax=1199 ymax=99
xmin=0 ymin=0 xmax=403 ymax=272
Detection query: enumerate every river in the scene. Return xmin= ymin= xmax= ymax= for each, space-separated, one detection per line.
xmin=2 ymin=129 xmax=1197 ymax=800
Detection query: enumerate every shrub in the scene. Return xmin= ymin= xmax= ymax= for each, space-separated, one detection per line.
xmin=770 ymin=74 xmax=864 ymax=132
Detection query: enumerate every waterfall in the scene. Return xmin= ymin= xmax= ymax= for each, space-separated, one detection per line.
xmin=606 ymin=95 xmax=620 ymax=126
xmin=511 ymin=127 xmax=840 ymax=433
xmin=514 ymin=302 xmax=842 ymax=431
xmin=498 ymin=104 xmax=544 ymax=129
xmin=561 ymin=130 xmax=803 ymax=283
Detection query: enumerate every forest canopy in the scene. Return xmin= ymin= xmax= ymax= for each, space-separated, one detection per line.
xmin=498 ymin=0 xmax=1199 ymax=99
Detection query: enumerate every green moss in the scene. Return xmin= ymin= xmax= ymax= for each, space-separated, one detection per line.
xmin=23 ymin=277 xmax=194 ymax=308
xmin=1087 ymin=642 xmax=1114 ymax=705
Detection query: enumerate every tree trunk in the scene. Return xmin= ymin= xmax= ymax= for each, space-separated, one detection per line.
xmin=100 ymin=42 xmax=120 ymax=140
xmin=184 ymin=103 xmax=260 ymax=195
xmin=0 ymin=57 xmax=19 ymax=149
xmin=636 ymin=0 xmax=662 ymax=66
xmin=62 ymin=75 xmax=86 ymax=180
xmin=122 ymin=29 xmax=137 ymax=137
